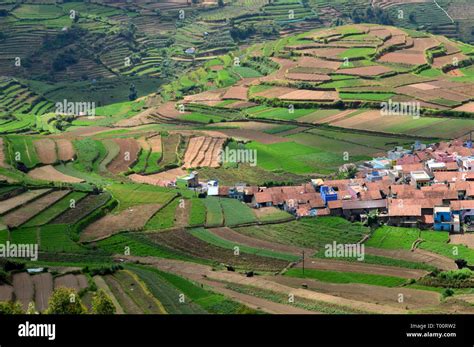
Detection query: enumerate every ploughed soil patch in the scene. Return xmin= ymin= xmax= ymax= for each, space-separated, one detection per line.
xmin=80 ymin=204 xmax=163 ymax=242
xmin=145 ymin=229 xmax=289 ymax=272
xmin=107 ymin=138 xmax=140 ymax=174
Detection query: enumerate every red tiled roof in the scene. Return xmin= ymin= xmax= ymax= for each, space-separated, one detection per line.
xmin=328 ymin=200 xmax=343 ymax=209
xmin=388 ymin=201 xmax=421 ymax=217
xmin=450 ymin=200 xmax=474 ymax=211
xmin=254 ymin=192 xmax=272 ymax=203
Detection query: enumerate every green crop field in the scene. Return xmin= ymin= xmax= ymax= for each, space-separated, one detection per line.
xmin=235 ymin=217 xmax=368 ymax=249
xmin=203 ymin=197 xmax=224 ymax=227
xmin=219 ymin=198 xmax=257 ymax=226
xmin=145 ymin=199 xmax=179 ymax=231
xmin=190 ymin=228 xmax=299 ymax=262
xmin=285 ymin=268 xmax=407 ymax=287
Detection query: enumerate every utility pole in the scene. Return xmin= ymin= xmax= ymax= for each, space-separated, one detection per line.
xmin=302 ymin=250 xmax=305 ymax=276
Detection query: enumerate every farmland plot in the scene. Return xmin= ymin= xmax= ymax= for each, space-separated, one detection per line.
xmin=183 ymin=137 xmax=225 ymax=168
xmin=33 ymin=139 xmax=57 ymax=164
xmin=32 ymin=273 xmax=53 ymax=312
xmin=146 ymin=229 xmax=288 ymax=271
xmin=12 ymin=272 xmax=34 ymax=310
xmin=27 ymin=165 xmax=85 ymax=183
xmin=52 ymin=193 xmax=111 ymax=224
xmin=203 ymin=197 xmax=224 ymax=227
xmin=0 ymin=189 xmax=51 ymax=215
xmin=23 ymin=191 xmax=88 ymax=227
xmin=56 ymin=139 xmax=75 ymax=161
xmin=2 ymin=190 xmax=70 ymax=227
xmin=54 ymin=274 xmax=89 ymax=292
xmin=81 ymin=204 xmax=164 ymax=242
xmin=107 ymin=138 xmax=140 ymax=174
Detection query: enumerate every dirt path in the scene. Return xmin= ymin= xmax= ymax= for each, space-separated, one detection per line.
xmin=298 ymin=259 xmax=428 ymax=279
xmin=210 ymin=227 xmax=314 ymax=257
xmin=365 ymin=247 xmax=457 ymax=271
xmin=119 ymin=256 xmax=407 ymax=314
xmin=271 ymin=276 xmax=440 ymax=310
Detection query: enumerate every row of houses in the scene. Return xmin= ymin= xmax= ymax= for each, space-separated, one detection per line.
xmin=200 ymin=140 xmax=474 ymax=232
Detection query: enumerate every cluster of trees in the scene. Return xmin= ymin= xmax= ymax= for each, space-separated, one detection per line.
xmin=350 ymin=7 xmax=393 ymax=25
xmin=52 ymin=49 xmax=78 ymax=72
xmin=0 ymin=288 xmax=115 ymax=315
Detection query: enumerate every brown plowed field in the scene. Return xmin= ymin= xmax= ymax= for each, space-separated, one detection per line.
xmin=129 ymin=167 xmax=187 ymax=186
xmin=453 ymin=102 xmax=474 ymax=113
xmin=3 ymin=190 xmax=70 ymax=227
xmin=33 ymin=139 xmax=57 ymax=164
xmin=450 ymin=233 xmax=474 ymax=249
xmin=54 ymin=274 xmax=89 ymax=292
xmin=272 ymin=276 xmax=440 ymax=310
xmin=286 ymin=73 xmax=331 ymax=81
xmin=28 ymin=165 xmax=84 ymax=183
xmin=0 ymin=284 xmax=13 ymax=301
xmin=32 ymin=273 xmax=53 ymax=312
xmin=12 ymin=272 xmax=34 ymax=310
xmin=107 ymin=138 xmax=140 ymax=174
xmin=296 ymin=56 xmax=341 ymax=70
xmin=55 ymin=139 xmax=75 ymax=161
xmin=0 ymin=137 xmax=9 ymax=168
xmin=52 ymin=193 xmax=107 ymax=224
xmin=147 ymin=135 xmax=162 ymax=152
xmin=218 ymin=128 xmax=288 ymax=144
xmin=80 ymin=204 xmax=163 ymax=242
xmin=298 ymin=259 xmax=428 ymax=279
xmin=183 ymin=136 xmax=225 ymax=169
xmin=146 ymin=229 xmax=289 ymax=271
xmin=336 ymin=65 xmax=392 ymax=76
xmin=364 ymin=247 xmax=457 ymax=271
xmin=210 ymin=227 xmax=313 ymax=256
xmin=137 ymin=136 xmax=151 ymax=151
xmin=279 ymin=89 xmax=339 ymax=102
xmin=222 ymin=86 xmax=248 ymax=100
xmin=0 ymin=189 xmax=51 ymax=215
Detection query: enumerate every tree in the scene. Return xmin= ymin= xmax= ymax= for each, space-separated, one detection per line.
xmin=218 ymin=0 xmax=224 ymax=7
xmin=92 ymin=289 xmax=115 ymax=314
xmin=0 ymin=301 xmax=24 ymax=314
xmin=26 ymin=302 xmax=37 ymax=314
xmin=129 ymin=83 xmax=138 ymax=101
xmin=46 ymin=288 xmax=87 ymax=314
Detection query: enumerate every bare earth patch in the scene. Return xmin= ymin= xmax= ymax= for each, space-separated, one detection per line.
xmin=55 ymin=139 xmax=75 ymax=161
xmin=28 ymin=165 xmax=84 ymax=183
xmin=32 ymin=273 xmax=53 ymax=312
xmin=450 ymin=233 xmax=474 ymax=249
xmin=3 ymin=190 xmax=70 ymax=227
xmin=129 ymin=168 xmax=187 ymax=186
xmin=107 ymin=138 xmax=140 ymax=174
xmin=0 ymin=189 xmax=51 ymax=215
xmin=33 ymin=139 xmax=57 ymax=164
xmin=80 ymin=204 xmax=163 ymax=242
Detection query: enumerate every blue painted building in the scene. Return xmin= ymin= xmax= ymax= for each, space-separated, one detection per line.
xmin=434 ymin=206 xmax=452 ymax=231
xmin=320 ymin=186 xmax=338 ymax=205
